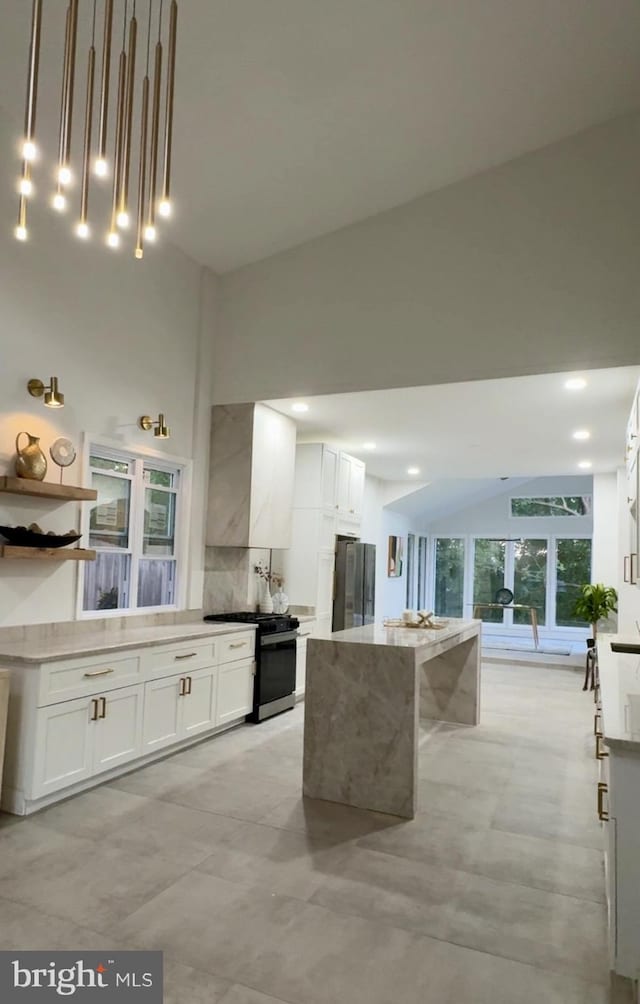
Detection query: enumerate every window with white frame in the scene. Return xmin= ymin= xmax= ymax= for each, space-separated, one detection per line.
xmin=81 ymin=446 xmax=183 ymax=614
xmin=510 ymin=495 xmax=591 ymax=518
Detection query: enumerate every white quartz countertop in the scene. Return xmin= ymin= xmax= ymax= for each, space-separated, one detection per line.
xmin=0 ymin=622 xmax=256 ymax=665
xmin=598 ymin=635 xmax=640 ymax=752
xmin=320 ymin=618 xmax=480 ymax=651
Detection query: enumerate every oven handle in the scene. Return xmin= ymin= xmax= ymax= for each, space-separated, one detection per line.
xmin=260 ymin=630 xmax=299 ymax=646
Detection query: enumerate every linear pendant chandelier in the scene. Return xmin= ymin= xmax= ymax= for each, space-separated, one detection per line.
xmin=15 ymin=0 xmax=178 ymax=259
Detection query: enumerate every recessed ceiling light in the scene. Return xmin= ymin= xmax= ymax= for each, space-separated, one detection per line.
xmin=407 ymin=466 xmax=420 ymax=476
xmin=578 ymin=460 xmax=592 ymax=469
xmin=291 ymin=402 xmax=309 ymax=413
xmin=573 ymin=429 xmax=591 ymax=441
xmin=362 ymin=442 xmax=376 ymax=451
xmin=565 ymin=377 xmax=587 ymax=391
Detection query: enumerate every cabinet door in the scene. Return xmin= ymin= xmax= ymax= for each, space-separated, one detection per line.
xmin=314 ymin=614 xmax=333 ymax=639
xmin=217 ymin=659 xmax=255 ymax=726
xmin=182 ymin=665 xmax=218 ymax=738
xmin=321 ymin=446 xmax=338 ymax=510
xmin=349 ymin=459 xmax=365 ymax=518
xmin=93 ymin=685 xmax=144 ymax=775
xmin=316 ymin=551 xmax=336 ymax=621
xmin=337 ymin=454 xmax=351 ymax=512
xmin=143 ymin=674 xmax=183 ymax=753
xmin=33 ymin=697 xmax=93 ymax=798
xmin=295 ymin=638 xmax=307 ymax=697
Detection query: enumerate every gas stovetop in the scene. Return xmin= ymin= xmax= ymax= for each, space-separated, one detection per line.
xmin=203 ymin=612 xmax=299 ymax=635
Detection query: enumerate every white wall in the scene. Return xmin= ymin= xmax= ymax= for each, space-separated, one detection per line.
xmin=361 ymin=475 xmax=421 ymax=619
xmin=0 ymin=110 xmax=215 ymax=627
xmin=592 ymin=472 xmax=620 ymax=632
xmin=215 ymin=113 xmax=640 ymax=404
xmin=423 ymin=476 xmax=593 ymax=538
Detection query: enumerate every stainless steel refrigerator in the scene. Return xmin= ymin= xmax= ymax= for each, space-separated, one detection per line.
xmin=332 ymin=541 xmax=376 ymax=631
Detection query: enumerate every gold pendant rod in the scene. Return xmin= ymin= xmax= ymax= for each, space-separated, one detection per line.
xmin=160 ymin=0 xmax=177 ymax=209
xmin=79 ymin=45 xmax=96 ymax=225
xmin=109 ymin=47 xmax=127 ymax=236
xmin=96 ymin=0 xmax=114 ymax=169
xmin=119 ymin=13 xmax=137 ymax=218
xmin=63 ymin=0 xmax=80 ymax=168
xmin=146 ymin=39 xmax=162 ymax=232
xmin=23 ymin=0 xmax=42 ymax=149
xmin=135 ymin=74 xmax=150 ymax=257
xmin=57 ymin=5 xmax=72 ymax=172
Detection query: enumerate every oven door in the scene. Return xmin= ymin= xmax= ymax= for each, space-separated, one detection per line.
xmin=256 ymin=630 xmax=298 ymax=717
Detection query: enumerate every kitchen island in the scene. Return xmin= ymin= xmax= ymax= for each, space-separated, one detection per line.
xmin=303 ymin=618 xmax=481 ymax=819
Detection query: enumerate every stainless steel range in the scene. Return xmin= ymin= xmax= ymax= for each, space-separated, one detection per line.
xmin=203 ymin=612 xmax=299 ymax=722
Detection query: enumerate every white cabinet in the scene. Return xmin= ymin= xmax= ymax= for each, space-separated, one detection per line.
xmin=217 ymin=658 xmax=255 ymax=725
xmin=337 ymin=453 xmax=365 ymax=518
xmin=34 ymin=683 xmax=144 ymax=796
xmin=295 ymin=620 xmax=316 ymax=697
xmin=183 ymin=665 xmax=219 ymax=736
xmin=34 ymin=696 xmax=94 ymax=797
xmin=143 ymin=674 xmax=182 ymax=752
xmin=316 ymin=551 xmax=336 ymax=627
xmin=321 ymin=446 xmax=338 ymax=510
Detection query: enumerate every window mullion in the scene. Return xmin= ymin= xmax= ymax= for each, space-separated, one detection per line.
xmin=129 ymin=457 xmax=146 ymax=610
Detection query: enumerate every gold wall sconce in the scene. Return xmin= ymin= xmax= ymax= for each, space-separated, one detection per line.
xmin=139 ymin=413 xmax=170 ymax=439
xmin=27 ymin=376 xmax=65 ymax=408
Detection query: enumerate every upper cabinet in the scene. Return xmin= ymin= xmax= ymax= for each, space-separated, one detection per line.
xmin=293 ymin=444 xmax=365 ymax=518
xmin=206 ymin=403 xmax=297 ymax=549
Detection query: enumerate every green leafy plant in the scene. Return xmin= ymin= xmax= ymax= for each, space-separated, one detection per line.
xmin=572 ymin=583 xmax=618 ymax=639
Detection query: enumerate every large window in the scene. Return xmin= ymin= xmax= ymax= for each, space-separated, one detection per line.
xmin=510 ymin=496 xmax=591 ymax=518
xmin=82 ymin=447 xmax=183 ymax=614
xmin=473 ymin=539 xmax=506 ymax=623
xmin=433 ymin=538 xmax=465 ymax=617
xmin=513 ymin=538 xmax=547 ymax=626
xmin=555 ymin=538 xmax=593 ymax=626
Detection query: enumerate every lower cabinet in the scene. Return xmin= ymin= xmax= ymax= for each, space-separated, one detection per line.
xmin=217 ymin=659 xmax=255 ymax=725
xmin=143 ymin=665 xmax=219 ymax=753
xmin=33 ymin=684 xmax=145 ymax=798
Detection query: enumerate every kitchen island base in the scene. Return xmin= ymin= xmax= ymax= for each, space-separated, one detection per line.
xmin=303 ymin=619 xmax=481 ymax=820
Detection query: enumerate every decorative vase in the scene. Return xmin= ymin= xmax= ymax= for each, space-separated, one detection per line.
xmin=15 ymin=431 xmax=47 ymax=481
xmin=259 ymin=581 xmax=274 ymax=614
xmin=272 ymin=590 xmax=289 ymax=614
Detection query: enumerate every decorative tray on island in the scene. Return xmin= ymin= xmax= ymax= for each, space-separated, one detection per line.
xmin=0 ymin=524 xmax=82 ymax=549
xmin=383 ymin=615 xmax=449 ymax=630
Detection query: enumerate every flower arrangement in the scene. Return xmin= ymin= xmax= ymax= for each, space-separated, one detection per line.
xmin=254 ymin=561 xmax=284 ymax=590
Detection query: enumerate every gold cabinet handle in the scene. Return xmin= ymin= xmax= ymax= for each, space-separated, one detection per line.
xmin=596 ymin=734 xmax=609 ymax=760
xmin=185 ymin=675 xmax=192 ymax=695
xmin=597 ymin=782 xmax=609 ymax=822
xmin=99 ymin=696 xmax=106 ymax=719
xmin=84 ymin=667 xmax=115 ymax=678
xmin=179 ymin=677 xmax=186 ymax=696
xmin=90 ymin=698 xmax=99 ymax=722
xmin=230 ymin=641 xmax=248 ymax=649
xmin=175 ymin=652 xmax=197 ymax=660
xmin=594 ymin=712 xmax=601 ymax=736
xmin=593 ymin=684 xmax=600 ymax=706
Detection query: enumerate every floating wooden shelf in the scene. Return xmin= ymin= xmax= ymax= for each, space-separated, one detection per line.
xmin=0 ymin=546 xmax=96 ymax=561
xmin=0 ymin=476 xmax=97 ymax=502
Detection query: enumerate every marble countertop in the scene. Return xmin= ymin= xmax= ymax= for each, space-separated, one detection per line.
xmin=598 ymin=635 xmax=640 ymax=752
xmin=0 ymin=622 xmax=256 ymax=665
xmin=295 ymin=615 xmax=316 ymax=624
xmin=320 ymin=618 xmax=480 ymax=651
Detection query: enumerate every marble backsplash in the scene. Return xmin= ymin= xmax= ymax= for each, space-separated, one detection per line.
xmin=203 ymin=545 xmax=271 ymax=614
xmin=0 ymin=608 xmax=205 ymax=645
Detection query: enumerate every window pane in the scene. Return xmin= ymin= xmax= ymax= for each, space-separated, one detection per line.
xmin=83 ymin=552 xmax=130 ymax=611
xmin=556 ymin=539 xmax=593 ymax=626
xmin=406 ymin=534 xmax=415 ymax=608
xmin=511 ymin=496 xmax=591 ymax=517
xmin=417 ymin=536 xmax=428 ymax=610
xmin=144 ymin=467 xmax=175 ymax=488
xmin=473 ymin=539 xmax=506 ymax=622
xmin=90 ymin=455 xmax=130 ymax=474
xmin=434 ymin=538 xmax=465 ymax=617
xmin=138 ymin=559 xmax=176 ymax=607
xmin=89 ymin=473 xmax=131 ymax=549
xmin=513 ymin=539 xmax=547 ymax=626
xmin=144 ymin=488 xmax=176 ymax=555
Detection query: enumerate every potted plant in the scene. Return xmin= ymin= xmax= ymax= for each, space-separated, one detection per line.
xmin=572 ymin=583 xmax=618 ymax=640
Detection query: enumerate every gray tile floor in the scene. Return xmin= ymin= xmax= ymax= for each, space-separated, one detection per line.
xmin=0 ymin=663 xmax=610 ymax=1003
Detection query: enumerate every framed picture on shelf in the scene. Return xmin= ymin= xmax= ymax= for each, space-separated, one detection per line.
xmin=387 ymin=535 xmax=404 ymax=577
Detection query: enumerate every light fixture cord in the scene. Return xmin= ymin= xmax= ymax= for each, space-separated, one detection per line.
xmin=122 ymin=0 xmax=128 ymax=46
xmin=158 ymin=0 xmax=163 ymax=41
xmin=91 ymin=0 xmax=97 ymax=45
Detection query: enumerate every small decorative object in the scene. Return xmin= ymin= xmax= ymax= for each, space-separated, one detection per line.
xmin=0 ymin=524 xmax=81 ymax=548
xmin=387 ymin=535 xmax=404 ymax=577
xmin=255 ymin=561 xmax=285 ymax=614
xmin=15 ymin=431 xmax=47 ymax=481
xmin=272 ymin=581 xmax=289 ymax=615
xmin=139 ymin=414 xmax=170 ymax=439
xmin=27 ymin=376 xmax=64 ymax=408
xmin=49 ymin=437 xmax=77 ymax=484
